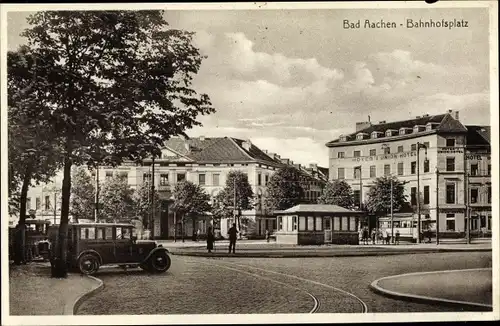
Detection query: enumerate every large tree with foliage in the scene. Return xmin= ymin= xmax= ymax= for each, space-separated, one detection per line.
xmin=264 ymin=166 xmax=305 ymax=211
xmin=99 ymin=174 xmax=135 ymax=223
xmin=8 ymin=46 xmax=64 ymax=264
xmin=172 ymin=181 xmax=211 ymax=242
xmin=16 ymin=10 xmax=214 ymax=277
xmin=70 ymin=166 xmax=96 ymax=223
xmin=365 ymin=176 xmax=408 ymax=215
xmin=133 ymin=181 xmax=161 ymax=231
xmin=214 ymin=170 xmax=254 ymax=236
xmin=318 ymin=180 xmax=354 ymax=209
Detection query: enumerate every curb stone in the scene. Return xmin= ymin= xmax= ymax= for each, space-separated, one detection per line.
xmin=171 ymin=248 xmax=491 ymax=258
xmin=65 ymin=275 xmax=104 ymax=315
xmin=369 ymin=268 xmax=493 ymax=312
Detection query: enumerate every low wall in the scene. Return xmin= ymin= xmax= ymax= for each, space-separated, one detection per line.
xmin=297 ymin=232 xmax=324 ymax=245
xmin=276 ymin=233 xmax=298 ymax=244
xmin=332 ymin=232 xmax=359 ymax=245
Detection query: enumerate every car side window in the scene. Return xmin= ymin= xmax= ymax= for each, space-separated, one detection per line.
xmin=122 ymin=228 xmax=131 ymax=239
xmin=116 ymin=227 xmax=122 ymax=239
xmin=96 ymin=228 xmax=104 ymax=239
xmin=88 ymin=227 xmax=96 ymax=239
xmin=105 ymin=227 xmax=113 ymax=240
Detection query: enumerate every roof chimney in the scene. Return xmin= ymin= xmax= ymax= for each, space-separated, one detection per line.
xmin=242 ymin=139 xmax=252 ymax=151
xmin=454 ymin=111 xmax=459 ymax=121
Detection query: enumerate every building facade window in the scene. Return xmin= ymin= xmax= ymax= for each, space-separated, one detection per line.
xmin=487 ymin=186 xmax=491 ymax=203
xmin=198 ymin=174 xmax=206 ymax=185
xmin=26 ymin=198 xmax=31 ymax=210
xmin=299 ymin=216 xmax=306 ymax=231
xmin=106 ymin=171 xmax=113 ymax=180
xmin=370 ymin=165 xmax=376 ymax=178
xmin=44 ymin=195 xmax=50 ymax=210
xmin=397 ymin=162 xmax=404 ymax=175
xmin=470 ymin=188 xmax=479 ymax=203
xmin=424 ymin=141 xmax=430 ymax=149
xmin=354 ymin=167 xmax=361 ymax=179
xmin=370 ymin=149 xmax=376 ymax=156
xmin=160 ymin=174 xmax=169 ymax=185
xmin=213 ymin=174 xmax=220 ymax=186
xmin=446 ymin=138 xmax=456 ymax=147
xmin=143 ymin=173 xmax=151 ymax=183
xmin=353 ymin=150 xmax=361 ymax=157
xmin=383 ymin=146 xmax=390 ymax=154
xmin=411 ymin=161 xmax=416 ymax=174
xmin=257 ymin=173 xmax=262 ymax=186
xmin=315 ymin=217 xmax=322 ymax=231
xmin=292 ymin=216 xmax=298 ymax=231
xmin=338 ymin=168 xmax=345 ymax=179
xmin=36 ymin=197 xmax=41 ymax=210
xmin=423 ymin=186 xmax=430 ymax=204
xmin=307 ymin=216 xmax=314 ymax=230
xmin=411 ymin=187 xmax=417 ymax=206
xmin=422 ymin=159 xmax=429 ymax=173
xmin=446 ymin=214 xmax=456 ymax=231
xmin=446 ymin=184 xmax=456 ymax=204
xmin=488 ymin=164 xmax=491 ymax=176
xmin=446 ymin=158 xmax=455 ymax=171
xmin=353 ymin=190 xmax=361 ymax=206
xmin=411 ymin=144 xmax=417 ymax=151
xmin=118 ymin=172 xmax=128 ymax=180
xmin=338 ymin=152 xmax=345 ymax=158
xmin=397 ymin=145 xmax=404 ymax=153
xmin=384 ymin=164 xmax=390 ymax=176
xmin=470 ymin=164 xmax=478 ymax=176
xmin=177 ymin=173 xmax=186 ymax=182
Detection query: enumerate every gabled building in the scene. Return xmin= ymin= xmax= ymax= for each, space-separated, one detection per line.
xmin=326 ymin=110 xmax=491 ymax=238
xmin=17 ymin=136 xmax=328 ymax=239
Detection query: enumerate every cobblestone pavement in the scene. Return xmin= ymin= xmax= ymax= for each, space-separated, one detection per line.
xmin=76 ymin=251 xmax=491 ymax=314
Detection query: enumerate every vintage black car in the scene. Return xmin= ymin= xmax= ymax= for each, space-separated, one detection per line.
xmin=48 ymin=222 xmax=171 ymax=275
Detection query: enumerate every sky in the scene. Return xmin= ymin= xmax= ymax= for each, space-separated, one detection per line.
xmin=7 ymin=7 xmax=491 ymax=167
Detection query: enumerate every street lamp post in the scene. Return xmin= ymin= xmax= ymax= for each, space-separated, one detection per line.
xmin=416 ymin=142 xmax=428 ymax=244
xmin=436 ymin=167 xmax=440 ymax=245
xmin=390 ymin=177 xmax=394 ymax=244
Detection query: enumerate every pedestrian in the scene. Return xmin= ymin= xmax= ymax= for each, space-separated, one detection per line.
xmin=371 ymin=229 xmax=376 ymax=245
xmin=265 ymin=229 xmax=270 ymax=243
xmin=363 ymin=227 xmax=369 ymax=245
xmin=395 ymin=229 xmax=400 ymax=245
xmin=207 ymin=226 xmax=215 ymax=253
xmin=228 ymin=223 xmax=238 ymax=253
xmin=197 ymin=229 xmax=201 ymax=242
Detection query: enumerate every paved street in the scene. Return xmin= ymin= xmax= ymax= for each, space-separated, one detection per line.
xmin=76 ymin=251 xmax=491 ymax=315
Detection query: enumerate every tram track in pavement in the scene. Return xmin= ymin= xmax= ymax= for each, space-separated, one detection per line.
xmin=183 ymin=257 xmax=368 ymax=314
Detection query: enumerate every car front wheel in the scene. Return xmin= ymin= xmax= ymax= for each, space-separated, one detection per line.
xmin=148 ymin=251 xmax=171 ymax=273
xmin=78 ymin=254 xmax=100 ymax=275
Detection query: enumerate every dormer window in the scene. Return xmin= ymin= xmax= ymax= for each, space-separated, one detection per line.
xmin=385 ymin=129 xmax=397 ymax=137
xmin=371 ymin=131 xmax=383 ymax=139
xmin=339 ymin=135 xmax=347 ymax=142
xmin=413 ymin=125 xmax=425 ymax=133
xmin=399 ymin=127 xmax=411 ymax=135
xmin=356 ymin=133 xmax=368 ymax=140
xmin=426 ymin=122 xmax=439 ymax=131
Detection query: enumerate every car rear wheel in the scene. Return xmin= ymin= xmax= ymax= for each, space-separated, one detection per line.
xmin=78 ymin=254 xmax=100 ymax=275
xmin=148 ymin=251 xmax=171 ymax=273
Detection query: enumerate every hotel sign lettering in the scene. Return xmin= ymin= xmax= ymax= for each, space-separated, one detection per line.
xmin=352 ymin=152 xmax=416 ymax=162
xmin=437 ymin=148 xmax=463 ymax=154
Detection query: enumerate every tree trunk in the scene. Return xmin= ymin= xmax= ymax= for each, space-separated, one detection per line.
xmin=14 ymin=165 xmax=33 ymax=265
xmin=52 ymin=154 xmax=72 ymax=278
xmin=181 ymin=215 xmax=185 ymax=243
xmin=237 ymin=210 xmax=242 ymax=240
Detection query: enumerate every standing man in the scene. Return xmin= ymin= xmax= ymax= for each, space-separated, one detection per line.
xmin=228 ymin=223 xmax=238 ymax=254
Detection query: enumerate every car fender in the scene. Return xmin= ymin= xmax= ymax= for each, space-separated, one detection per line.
xmin=77 ymin=250 xmax=103 ymax=265
xmin=142 ymin=247 xmax=169 ymax=263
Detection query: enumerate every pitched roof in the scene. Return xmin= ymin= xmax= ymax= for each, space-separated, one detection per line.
xmin=466 ymin=125 xmax=491 ymax=146
xmin=326 ymin=113 xmax=468 ymax=146
xmin=276 ymin=204 xmax=361 ymax=215
xmin=163 ymin=137 xmax=280 ymax=165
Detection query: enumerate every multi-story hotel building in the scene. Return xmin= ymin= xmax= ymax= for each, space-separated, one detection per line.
xmin=326 ymin=110 xmax=491 ymax=238
xmin=14 ymin=136 xmax=328 ymax=239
